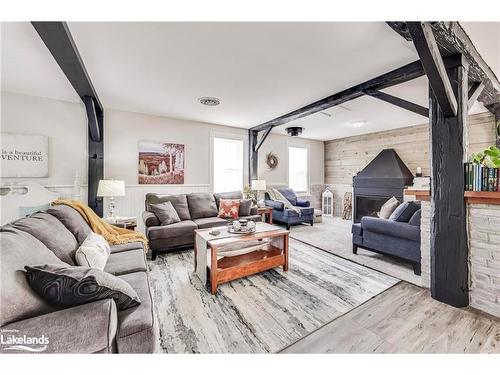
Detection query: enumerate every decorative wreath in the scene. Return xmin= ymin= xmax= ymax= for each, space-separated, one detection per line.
xmin=265 ymin=152 xmax=279 ymax=170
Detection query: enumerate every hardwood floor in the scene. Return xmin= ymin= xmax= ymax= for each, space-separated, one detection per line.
xmin=280 ymin=282 xmax=500 ymax=353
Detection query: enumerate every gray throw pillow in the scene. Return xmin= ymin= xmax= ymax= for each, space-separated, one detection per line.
xmin=378 ymin=197 xmax=399 ymax=219
xmin=149 ymin=201 xmax=181 ymax=225
xmin=239 ymin=198 xmax=253 ymax=217
xmin=47 ymin=204 xmax=92 ymax=245
xmin=389 ymin=201 xmax=421 ymax=222
xmin=25 ymin=264 xmax=141 ymax=310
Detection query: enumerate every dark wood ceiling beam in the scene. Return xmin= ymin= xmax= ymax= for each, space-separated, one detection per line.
xmin=364 ymin=89 xmax=429 ymax=117
xmin=31 ymin=22 xmax=103 ymax=111
xmin=249 ymin=60 xmax=425 ymax=132
xmin=32 ymin=21 xmax=104 ymax=216
xmin=388 ymin=21 xmax=500 ymax=112
xmin=407 ymin=22 xmax=458 ymax=117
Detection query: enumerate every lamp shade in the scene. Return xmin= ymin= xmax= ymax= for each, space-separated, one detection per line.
xmin=251 ymin=180 xmax=266 ymax=191
xmin=97 ymin=180 xmax=125 ymax=197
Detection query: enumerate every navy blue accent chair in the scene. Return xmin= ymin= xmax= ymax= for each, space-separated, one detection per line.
xmin=352 ymin=203 xmax=422 ymax=275
xmin=265 ymin=188 xmax=314 ymax=230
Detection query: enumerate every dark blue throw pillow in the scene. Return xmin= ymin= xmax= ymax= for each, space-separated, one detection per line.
xmin=408 ymin=209 xmax=421 ymax=226
xmin=389 ymin=201 xmax=421 ymax=222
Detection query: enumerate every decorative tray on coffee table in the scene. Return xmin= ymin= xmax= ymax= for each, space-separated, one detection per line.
xmin=227 ymin=227 xmax=256 ymax=234
xmin=227 ymin=220 xmax=256 ymax=234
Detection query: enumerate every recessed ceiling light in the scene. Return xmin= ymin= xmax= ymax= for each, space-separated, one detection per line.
xmin=198 ymin=97 xmax=220 ymax=106
xmin=350 ymin=121 xmax=366 ymax=128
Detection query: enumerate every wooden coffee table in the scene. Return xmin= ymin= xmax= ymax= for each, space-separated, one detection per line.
xmin=194 ymin=223 xmax=289 ymax=294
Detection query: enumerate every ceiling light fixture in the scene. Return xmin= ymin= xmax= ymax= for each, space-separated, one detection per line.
xmin=350 ymin=121 xmax=366 ymax=128
xmin=198 ymin=97 xmax=220 ymax=106
xmin=285 ymin=127 xmax=304 ymax=137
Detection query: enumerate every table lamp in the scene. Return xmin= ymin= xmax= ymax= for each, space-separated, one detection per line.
xmin=251 ymin=179 xmax=267 ymax=207
xmin=97 ymin=180 xmax=125 ymax=220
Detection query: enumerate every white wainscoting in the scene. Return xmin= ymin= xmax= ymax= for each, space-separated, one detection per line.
xmin=109 ymin=184 xmax=211 ymax=232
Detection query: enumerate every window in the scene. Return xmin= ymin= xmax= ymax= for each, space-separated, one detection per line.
xmin=288 ymin=146 xmax=308 ymax=193
xmin=213 ymin=137 xmax=244 ymax=193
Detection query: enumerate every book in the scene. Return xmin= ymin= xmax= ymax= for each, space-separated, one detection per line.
xmin=464 ymin=163 xmax=500 ymax=192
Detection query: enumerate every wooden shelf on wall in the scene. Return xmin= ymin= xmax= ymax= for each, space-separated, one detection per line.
xmin=404 ymin=189 xmax=500 ymax=205
xmin=404 ymin=189 xmax=431 ymax=201
xmin=463 ymin=191 xmax=500 ymax=204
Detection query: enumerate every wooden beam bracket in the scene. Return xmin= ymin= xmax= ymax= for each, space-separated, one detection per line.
xmin=467 ymin=81 xmax=485 ymax=110
xmin=364 ymin=89 xmax=429 ymax=117
xmin=407 ymin=22 xmax=458 ymax=117
xmin=255 ymin=126 xmax=272 ymax=152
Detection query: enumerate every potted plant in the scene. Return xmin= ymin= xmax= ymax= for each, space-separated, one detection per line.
xmin=471 ymin=145 xmax=500 ymax=167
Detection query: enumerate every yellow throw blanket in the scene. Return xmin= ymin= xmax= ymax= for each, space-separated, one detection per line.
xmin=52 ymin=199 xmax=149 ymax=252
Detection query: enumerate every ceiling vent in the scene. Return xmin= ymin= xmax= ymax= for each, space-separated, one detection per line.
xmin=198 ymin=97 xmax=220 ymax=106
xmin=285 ymin=127 xmax=304 ymax=137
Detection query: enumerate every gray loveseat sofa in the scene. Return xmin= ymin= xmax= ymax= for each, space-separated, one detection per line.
xmin=143 ymin=191 xmax=262 ymax=259
xmin=0 ymin=205 xmax=158 ymax=353
xmin=352 ymin=202 xmax=422 ymax=275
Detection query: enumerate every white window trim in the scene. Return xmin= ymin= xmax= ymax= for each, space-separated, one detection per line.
xmin=209 ymin=132 xmax=248 ymax=193
xmin=286 ymin=142 xmax=310 ymax=195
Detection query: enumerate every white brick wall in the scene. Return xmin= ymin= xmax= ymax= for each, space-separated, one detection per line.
xmin=468 ymin=204 xmax=500 ymax=317
xmin=420 ymin=201 xmax=431 ymax=288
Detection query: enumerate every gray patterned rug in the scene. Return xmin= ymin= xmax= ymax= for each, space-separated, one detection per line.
xmin=148 ymin=239 xmax=398 ymax=353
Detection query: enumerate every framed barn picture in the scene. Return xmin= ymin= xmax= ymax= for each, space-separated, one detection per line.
xmin=1 ymin=133 xmax=49 ymax=178
xmin=138 ymin=140 xmax=185 ymax=184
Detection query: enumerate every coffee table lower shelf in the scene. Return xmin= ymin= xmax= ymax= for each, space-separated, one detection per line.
xmin=211 ymin=244 xmax=286 ymax=286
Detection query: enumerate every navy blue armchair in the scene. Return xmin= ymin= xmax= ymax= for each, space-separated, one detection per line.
xmin=352 ymin=206 xmax=422 ymax=275
xmin=265 ymin=188 xmax=314 ymax=230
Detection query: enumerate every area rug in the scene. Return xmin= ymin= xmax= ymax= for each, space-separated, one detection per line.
xmin=288 ymin=217 xmax=424 ymax=286
xmin=148 ymin=238 xmax=398 ymax=353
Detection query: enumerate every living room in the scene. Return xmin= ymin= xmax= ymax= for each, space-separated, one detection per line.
xmin=1 ymin=1 xmax=500 ymax=372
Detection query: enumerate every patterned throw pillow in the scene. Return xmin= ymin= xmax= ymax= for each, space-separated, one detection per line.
xmin=75 ymin=232 xmax=111 ymax=270
xmin=218 ymin=199 xmax=241 ymax=219
xmin=25 ymin=264 xmax=141 ymax=310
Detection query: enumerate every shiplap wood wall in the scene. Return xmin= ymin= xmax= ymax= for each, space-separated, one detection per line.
xmin=324 ymin=112 xmax=496 ymax=216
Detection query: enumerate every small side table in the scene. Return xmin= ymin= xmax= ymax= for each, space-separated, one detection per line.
xmin=105 ymin=217 xmax=138 ymax=231
xmin=257 ymin=207 xmax=273 ymax=224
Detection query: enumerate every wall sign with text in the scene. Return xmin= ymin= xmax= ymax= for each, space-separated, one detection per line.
xmin=1 ymin=133 xmax=49 ymax=178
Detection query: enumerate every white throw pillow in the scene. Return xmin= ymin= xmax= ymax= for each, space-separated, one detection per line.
xmin=378 ymin=197 xmax=399 ymax=219
xmin=75 ymin=232 xmax=111 ymax=270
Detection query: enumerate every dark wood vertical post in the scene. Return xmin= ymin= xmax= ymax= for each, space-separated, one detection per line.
xmin=494 ymin=104 xmax=500 ymax=148
xmin=429 ymin=54 xmax=469 ymax=307
xmin=249 ymin=130 xmax=258 ymax=184
xmin=88 ymin=104 xmax=104 ymax=217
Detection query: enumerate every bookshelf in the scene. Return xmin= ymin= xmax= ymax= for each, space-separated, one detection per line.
xmin=404 ymin=189 xmax=500 ymax=205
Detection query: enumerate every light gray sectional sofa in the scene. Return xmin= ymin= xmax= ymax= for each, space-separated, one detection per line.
xmin=0 ymin=204 xmax=158 ymax=354
xmin=143 ymin=191 xmax=262 ymax=259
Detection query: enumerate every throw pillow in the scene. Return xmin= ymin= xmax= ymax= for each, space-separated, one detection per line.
xmin=149 ymin=201 xmax=181 ymax=225
xmin=218 ymin=199 xmax=241 ymax=219
xmin=239 ymin=198 xmax=253 ymax=217
xmin=408 ymin=209 xmax=422 ymax=226
xmin=75 ymin=232 xmax=111 ymax=270
xmin=25 ymin=264 xmax=141 ymax=311
xmin=378 ymin=197 xmax=399 ymax=219
xmin=389 ymin=201 xmax=421 ymax=222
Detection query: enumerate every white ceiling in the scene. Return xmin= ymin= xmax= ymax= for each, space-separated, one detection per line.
xmin=1 ymin=22 xmax=499 ymax=141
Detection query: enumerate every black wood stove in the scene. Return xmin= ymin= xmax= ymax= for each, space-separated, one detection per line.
xmin=353 ymin=149 xmax=414 ymax=223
